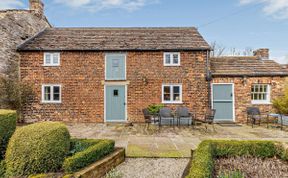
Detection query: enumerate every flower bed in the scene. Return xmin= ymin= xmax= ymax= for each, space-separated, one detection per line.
xmin=186 ymin=140 xmax=288 ymax=178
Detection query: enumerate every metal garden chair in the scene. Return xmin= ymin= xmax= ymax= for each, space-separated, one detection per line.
xmin=175 ymin=107 xmax=195 ymax=126
xmin=159 ymin=107 xmax=175 ymax=127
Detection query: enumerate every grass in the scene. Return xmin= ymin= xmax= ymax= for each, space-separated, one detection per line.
xmin=0 ymin=110 xmax=16 ymax=115
xmin=127 ymin=144 xmax=183 ymax=158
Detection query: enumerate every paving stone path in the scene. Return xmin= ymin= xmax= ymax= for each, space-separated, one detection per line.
xmin=67 ymin=123 xmax=288 ymax=157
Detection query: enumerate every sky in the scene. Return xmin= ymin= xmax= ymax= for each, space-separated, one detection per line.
xmin=1 ymin=0 xmax=287 ymax=64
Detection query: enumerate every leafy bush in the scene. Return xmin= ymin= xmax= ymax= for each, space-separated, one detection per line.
xmin=0 ymin=160 xmax=6 ymax=178
xmin=186 ymin=140 xmax=282 ymax=178
xmin=68 ymin=138 xmax=102 ymax=156
xmin=186 ymin=140 xmax=214 ymax=178
xmin=0 ymin=111 xmax=17 ymax=159
xmin=273 ymin=87 xmax=288 ymax=115
xmin=63 ymin=139 xmax=115 ymax=173
xmin=147 ymin=104 xmax=164 ymax=114
xmin=218 ymin=171 xmax=244 ymax=178
xmin=212 ymin=140 xmax=277 ymax=158
xmin=5 ymin=122 xmax=70 ymax=176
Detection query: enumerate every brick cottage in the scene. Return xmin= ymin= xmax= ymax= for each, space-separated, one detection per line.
xmin=17 ymin=3 xmax=288 ymax=123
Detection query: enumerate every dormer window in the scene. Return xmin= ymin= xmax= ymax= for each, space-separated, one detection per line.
xmin=44 ymin=52 xmax=60 ymax=66
xmin=164 ymin=52 xmax=180 ymax=66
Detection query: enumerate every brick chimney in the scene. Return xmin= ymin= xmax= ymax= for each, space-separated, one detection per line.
xmin=29 ymin=0 xmax=44 ymax=17
xmin=253 ymin=48 xmax=269 ymax=59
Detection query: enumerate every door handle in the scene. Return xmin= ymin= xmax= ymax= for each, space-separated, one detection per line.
xmin=124 ymin=102 xmax=126 ymax=106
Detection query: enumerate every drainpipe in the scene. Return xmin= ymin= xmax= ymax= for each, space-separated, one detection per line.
xmin=205 ymin=50 xmax=212 ymax=109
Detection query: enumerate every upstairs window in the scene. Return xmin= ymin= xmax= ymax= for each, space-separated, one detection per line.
xmin=42 ymin=85 xmax=61 ymax=103
xmin=251 ymin=84 xmax=270 ymax=104
xmin=162 ymin=84 xmax=182 ymax=104
xmin=164 ymin=52 xmax=180 ymax=66
xmin=44 ymin=53 xmax=60 ymax=66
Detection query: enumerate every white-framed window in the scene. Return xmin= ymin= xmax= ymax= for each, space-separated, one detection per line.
xmin=251 ymin=84 xmax=270 ymax=104
xmin=42 ymin=85 xmax=61 ymax=103
xmin=163 ymin=52 xmax=180 ymax=66
xmin=162 ymin=84 xmax=182 ymax=104
xmin=44 ymin=53 xmax=60 ymax=66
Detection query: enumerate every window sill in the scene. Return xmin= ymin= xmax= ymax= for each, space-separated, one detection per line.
xmin=164 ymin=64 xmax=181 ymax=67
xmin=162 ymin=101 xmax=183 ymax=104
xmin=251 ymin=101 xmax=271 ymax=105
xmin=43 ymin=65 xmax=60 ymax=67
xmin=41 ymin=101 xmax=62 ymax=104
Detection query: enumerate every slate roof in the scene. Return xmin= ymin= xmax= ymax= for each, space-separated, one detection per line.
xmin=211 ymin=56 xmax=288 ymax=77
xmin=17 ymin=27 xmax=210 ymax=51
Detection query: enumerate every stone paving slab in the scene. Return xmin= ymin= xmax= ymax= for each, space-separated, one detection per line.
xmin=67 ymin=123 xmax=288 ymax=158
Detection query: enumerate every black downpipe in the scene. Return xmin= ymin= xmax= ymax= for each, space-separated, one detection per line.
xmin=205 ymin=50 xmax=212 ymax=109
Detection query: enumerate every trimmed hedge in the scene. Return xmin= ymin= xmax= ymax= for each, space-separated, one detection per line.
xmin=5 ymin=122 xmax=70 ymax=176
xmin=0 ymin=160 xmax=6 ymax=178
xmin=63 ymin=139 xmax=115 ymax=173
xmin=0 ymin=111 xmax=17 ymax=159
xmin=69 ymin=138 xmax=102 ymax=156
xmin=186 ymin=140 xmax=286 ymax=178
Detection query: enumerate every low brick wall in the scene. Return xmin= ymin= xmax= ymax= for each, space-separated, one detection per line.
xmin=74 ymin=148 xmax=125 ymax=178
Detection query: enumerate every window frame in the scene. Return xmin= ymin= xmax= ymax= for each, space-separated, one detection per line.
xmin=163 ymin=52 xmax=181 ymax=66
xmin=43 ymin=52 xmax=60 ymax=66
xmin=41 ymin=84 xmax=62 ymax=104
xmin=162 ymin=84 xmax=183 ymax=104
xmin=251 ymin=84 xmax=271 ymax=104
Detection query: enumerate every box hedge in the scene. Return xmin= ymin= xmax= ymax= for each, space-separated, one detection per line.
xmin=0 ymin=111 xmax=17 ymax=159
xmin=186 ymin=140 xmax=286 ymax=178
xmin=63 ymin=139 xmax=115 ymax=173
xmin=5 ymin=122 xmax=70 ymax=176
xmin=0 ymin=160 xmax=6 ymax=178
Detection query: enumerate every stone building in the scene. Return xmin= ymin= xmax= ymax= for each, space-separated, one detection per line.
xmin=0 ymin=0 xmax=51 ymax=74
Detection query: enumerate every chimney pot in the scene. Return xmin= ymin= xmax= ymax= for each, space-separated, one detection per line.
xmin=29 ymin=0 xmax=44 ymax=17
xmin=253 ymin=48 xmax=269 ymax=59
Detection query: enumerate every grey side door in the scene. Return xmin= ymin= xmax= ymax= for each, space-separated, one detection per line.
xmin=212 ymin=84 xmax=234 ymax=121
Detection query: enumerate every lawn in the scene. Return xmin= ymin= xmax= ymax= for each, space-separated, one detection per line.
xmin=0 ymin=110 xmax=15 ymax=115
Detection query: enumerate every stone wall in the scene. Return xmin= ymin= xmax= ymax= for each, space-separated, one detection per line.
xmin=20 ymin=51 xmax=209 ymax=123
xmin=212 ymin=76 xmax=288 ymax=123
xmin=0 ymin=10 xmax=50 ymax=73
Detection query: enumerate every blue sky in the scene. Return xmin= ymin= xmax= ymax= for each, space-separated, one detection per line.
xmin=1 ymin=0 xmax=288 ymax=64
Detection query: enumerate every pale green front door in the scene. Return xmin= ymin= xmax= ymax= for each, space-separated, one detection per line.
xmin=213 ymin=84 xmax=234 ymax=121
xmin=105 ymin=86 xmax=126 ymax=122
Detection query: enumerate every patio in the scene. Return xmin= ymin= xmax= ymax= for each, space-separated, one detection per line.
xmin=67 ymin=123 xmax=288 ymax=158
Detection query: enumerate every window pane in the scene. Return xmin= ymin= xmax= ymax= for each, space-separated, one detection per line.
xmin=163 ymin=86 xmax=171 ymax=101
xmin=173 ymin=86 xmax=180 ymax=94
xmin=53 ymin=53 xmax=59 ymax=64
xmin=173 ymin=54 xmax=179 ymax=64
xmin=251 ymin=86 xmax=255 ymax=92
xmin=45 ymin=54 xmax=51 ymax=64
xmin=255 ymin=85 xmax=258 ymax=92
xmin=44 ymin=86 xmax=51 ymax=101
xmin=53 ymin=86 xmax=60 ymax=101
xmin=53 ymin=94 xmax=60 ymax=101
xmin=173 ymin=94 xmax=180 ymax=101
xmin=165 ymin=54 xmax=171 ymax=64
xmin=53 ymin=86 xmax=60 ymax=94
xmin=263 ymin=85 xmax=267 ymax=92
xmin=263 ymin=94 xmax=267 ymax=100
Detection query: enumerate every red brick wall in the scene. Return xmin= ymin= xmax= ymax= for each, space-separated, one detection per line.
xmin=212 ymin=76 xmax=287 ymax=123
xmin=20 ymin=51 xmax=209 ymax=123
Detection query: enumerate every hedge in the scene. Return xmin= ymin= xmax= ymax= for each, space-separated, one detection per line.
xmin=68 ymin=138 xmax=103 ymax=156
xmin=63 ymin=139 xmax=115 ymax=173
xmin=186 ymin=140 xmax=286 ymax=178
xmin=0 ymin=160 xmax=5 ymax=178
xmin=5 ymin=122 xmax=70 ymax=176
xmin=0 ymin=111 xmax=17 ymax=159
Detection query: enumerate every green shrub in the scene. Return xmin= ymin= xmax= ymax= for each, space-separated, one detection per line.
xmin=68 ymin=138 xmax=102 ymax=156
xmin=186 ymin=140 xmax=280 ymax=178
xmin=212 ymin=140 xmax=277 ymax=158
xmin=0 ymin=160 xmax=6 ymax=178
xmin=218 ymin=171 xmax=244 ymax=178
xmin=147 ymin=104 xmax=164 ymax=114
xmin=5 ymin=122 xmax=70 ymax=176
xmin=63 ymin=140 xmax=115 ymax=173
xmin=0 ymin=111 xmax=17 ymax=159
xmin=186 ymin=140 xmax=214 ymax=178
xmin=272 ymin=87 xmax=288 ymax=115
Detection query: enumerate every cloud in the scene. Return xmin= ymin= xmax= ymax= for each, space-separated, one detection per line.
xmin=0 ymin=0 xmax=24 ymax=10
xmin=54 ymin=0 xmax=158 ymax=12
xmin=239 ymin=0 xmax=288 ymax=19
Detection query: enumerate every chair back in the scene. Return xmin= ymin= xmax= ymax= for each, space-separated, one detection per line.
xmin=247 ymin=107 xmax=260 ymax=115
xmin=206 ymin=109 xmax=216 ymax=122
xmin=176 ymin=107 xmax=190 ymax=117
xmin=142 ymin=108 xmax=151 ymax=116
xmin=159 ymin=108 xmax=173 ymax=117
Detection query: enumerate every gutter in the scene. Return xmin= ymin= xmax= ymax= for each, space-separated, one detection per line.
xmin=212 ymin=73 xmax=288 ymax=77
